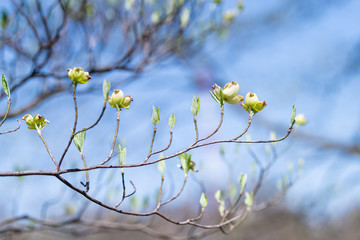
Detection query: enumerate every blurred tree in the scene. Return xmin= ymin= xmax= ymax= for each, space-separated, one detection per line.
xmin=0 ymin=0 xmax=240 ymax=117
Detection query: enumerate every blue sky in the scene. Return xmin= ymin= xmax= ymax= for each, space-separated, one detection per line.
xmin=1 ymin=0 xmax=360 ymax=223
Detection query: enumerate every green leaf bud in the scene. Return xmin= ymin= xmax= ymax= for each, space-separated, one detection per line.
xmin=244 ymin=192 xmax=253 ymax=207
xmin=67 ymin=67 xmax=91 ymax=84
xmin=74 ymin=129 xmax=86 ymax=154
xmin=179 ymin=153 xmax=189 ymax=175
xmin=158 ymin=153 xmax=165 ymax=175
xmin=102 ymin=79 xmax=111 ymax=101
xmin=118 ymin=144 xmax=127 ymax=167
xmin=218 ymin=202 xmax=226 ymax=216
xmin=2 ymin=74 xmax=10 ymax=97
xmin=200 ymin=192 xmax=208 ymax=208
xmin=240 ymin=173 xmax=247 ymax=190
xmin=168 ymin=113 xmax=175 ymax=129
xmin=179 ymin=153 xmax=197 ymax=175
xmin=214 ymin=190 xmax=224 ymax=202
xmin=158 ymin=160 xmax=166 ymax=175
xmin=151 ymin=106 xmax=160 ymax=126
xmin=191 ymin=94 xmax=200 ymax=116
xmin=290 ymin=105 xmax=296 ymax=127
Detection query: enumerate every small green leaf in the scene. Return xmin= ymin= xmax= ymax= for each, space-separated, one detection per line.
xmin=218 ymin=202 xmax=226 ymax=216
xmin=214 ymin=190 xmax=224 ymax=202
xmin=102 ymin=79 xmax=110 ymax=101
xmin=179 ymin=153 xmax=191 ymax=175
xmin=200 ymin=192 xmax=208 ymax=208
xmin=2 ymin=74 xmax=10 ymax=97
xmin=244 ymin=192 xmax=253 ymax=207
xmin=290 ymin=105 xmax=296 ymax=127
xmin=151 ymin=105 xmax=160 ymax=126
xmin=158 ymin=160 xmax=166 ymax=175
xmin=168 ymin=113 xmax=175 ymax=129
xmin=240 ymin=173 xmax=247 ymax=190
xmin=118 ymin=144 xmax=127 ymax=166
xmin=73 ymin=129 xmax=86 ymax=154
xmin=210 ymin=90 xmax=221 ymax=105
xmin=219 ymin=88 xmax=224 ymax=106
xmin=191 ymin=94 xmax=200 ymax=116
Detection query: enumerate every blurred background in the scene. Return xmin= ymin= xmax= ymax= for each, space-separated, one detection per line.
xmin=0 ymin=0 xmax=360 ymax=239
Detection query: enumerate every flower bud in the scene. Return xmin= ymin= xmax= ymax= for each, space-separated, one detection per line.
xmin=108 ymin=89 xmax=133 ymax=110
xmin=241 ymin=92 xmax=267 ymax=114
xmin=211 ymin=82 xmax=244 ymax=105
xmin=22 ymin=114 xmax=49 ymax=130
xmin=108 ymin=90 xmax=124 ymax=108
xmin=225 ymin=94 xmax=243 ymax=104
xmin=212 ymin=84 xmax=221 ymax=99
xmin=295 ymin=113 xmax=307 ymax=125
xmin=223 ymin=81 xmax=239 ymax=99
xmin=67 ymin=67 xmax=91 ymax=84
xmin=122 ymin=95 xmax=133 ymax=109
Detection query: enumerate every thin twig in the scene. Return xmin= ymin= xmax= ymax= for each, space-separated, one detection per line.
xmin=37 ymin=128 xmax=59 ymax=168
xmin=58 ymin=84 xmax=78 ymax=170
xmin=233 ymin=112 xmax=253 ymax=140
xmin=100 ymin=110 xmax=120 ymax=165
xmin=0 ymin=97 xmax=11 ymax=127
xmin=144 ymin=126 xmax=157 ymax=162
xmin=0 ymin=120 xmax=20 ymax=135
